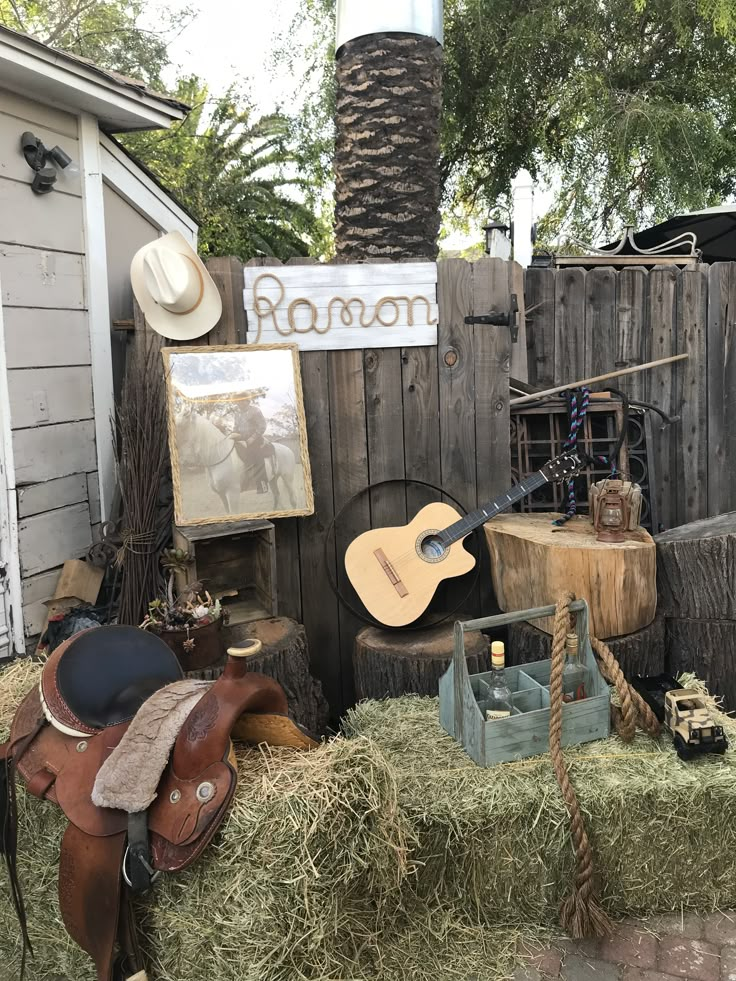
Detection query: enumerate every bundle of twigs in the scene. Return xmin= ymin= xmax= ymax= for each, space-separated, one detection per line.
xmin=114 ymin=336 xmax=172 ymax=626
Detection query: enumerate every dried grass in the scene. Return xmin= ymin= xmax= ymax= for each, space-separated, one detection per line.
xmin=2 ymin=660 xmax=736 ymax=981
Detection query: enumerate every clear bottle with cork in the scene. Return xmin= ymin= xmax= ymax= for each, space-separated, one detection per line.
xmin=484 ymin=640 xmax=513 ymax=720
xmin=562 ymin=631 xmax=588 ymax=702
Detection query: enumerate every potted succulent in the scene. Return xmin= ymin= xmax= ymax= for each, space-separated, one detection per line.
xmin=140 ymin=550 xmax=224 ymax=670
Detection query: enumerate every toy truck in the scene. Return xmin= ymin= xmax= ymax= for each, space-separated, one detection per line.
xmin=632 ymin=673 xmax=728 ymax=761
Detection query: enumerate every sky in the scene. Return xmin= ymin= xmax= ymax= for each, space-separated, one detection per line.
xmin=142 ymin=0 xmax=309 ymax=111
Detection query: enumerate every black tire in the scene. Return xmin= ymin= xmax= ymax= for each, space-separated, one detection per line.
xmin=673 ymin=733 xmax=695 ymax=761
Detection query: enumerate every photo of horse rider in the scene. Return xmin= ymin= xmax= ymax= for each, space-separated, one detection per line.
xmin=228 ymin=392 xmax=275 ymax=495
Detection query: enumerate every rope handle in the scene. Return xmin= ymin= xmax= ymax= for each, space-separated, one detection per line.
xmin=227 ymin=640 xmax=263 ymax=659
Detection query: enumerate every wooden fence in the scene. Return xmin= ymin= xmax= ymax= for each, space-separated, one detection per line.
xmin=179 ymin=255 xmax=522 ymax=718
xmin=524 ymin=262 xmax=736 ymax=532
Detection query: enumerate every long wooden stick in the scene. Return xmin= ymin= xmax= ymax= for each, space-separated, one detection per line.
xmin=509 ymin=353 xmax=689 ymax=406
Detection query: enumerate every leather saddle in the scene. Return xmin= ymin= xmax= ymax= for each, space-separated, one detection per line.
xmin=0 ymin=625 xmax=317 ymax=981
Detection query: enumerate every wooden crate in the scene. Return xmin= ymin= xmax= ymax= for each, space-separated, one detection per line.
xmin=173 ymin=519 xmax=277 ymax=628
xmin=439 ymin=599 xmax=610 ymax=766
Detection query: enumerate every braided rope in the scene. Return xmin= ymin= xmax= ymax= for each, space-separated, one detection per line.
xmin=554 ymin=389 xmax=590 ymax=526
xmin=549 ymin=593 xmax=613 ymax=938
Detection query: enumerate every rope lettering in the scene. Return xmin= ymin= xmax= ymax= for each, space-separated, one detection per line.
xmin=251 ymin=272 xmax=438 ymax=343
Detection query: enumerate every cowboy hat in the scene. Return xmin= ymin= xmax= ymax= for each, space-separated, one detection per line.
xmin=130 ymin=231 xmax=222 ymax=340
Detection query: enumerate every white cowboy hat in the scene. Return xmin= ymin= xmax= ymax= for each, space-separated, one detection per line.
xmin=130 ymin=231 xmax=222 ymax=340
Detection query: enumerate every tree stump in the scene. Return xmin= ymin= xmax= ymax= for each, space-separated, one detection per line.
xmin=666 ymin=618 xmax=736 ymax=710
xmin=195 ymin=617 xmax=330 ymax=733
xmin=656 ymin=512 xmax=736 ymax=618
xmin=507 ymin=616 xmax=666 ymax=679
xmin=354 ymin=620 xmax=488 ymax=701
xmin=484 ymin=513 xmax=657 ymax=638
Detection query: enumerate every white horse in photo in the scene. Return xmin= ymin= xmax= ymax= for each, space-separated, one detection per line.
xmin=175 ymin=407 xmax=298 ymax=513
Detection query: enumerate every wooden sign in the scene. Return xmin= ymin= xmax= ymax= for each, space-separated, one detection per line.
xmin=243 ymin=262 xmax=438 ymax=351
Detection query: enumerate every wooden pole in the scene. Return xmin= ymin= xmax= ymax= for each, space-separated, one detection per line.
xmin=509 ymin=353 xmax=689 ymax=406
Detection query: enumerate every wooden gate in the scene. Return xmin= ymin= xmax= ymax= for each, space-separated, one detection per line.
xmin=184 ymin=255 xmax=522 ymax=717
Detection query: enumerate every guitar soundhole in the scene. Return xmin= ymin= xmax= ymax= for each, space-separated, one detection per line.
xmin=417 ymin=531 xmax=448 ymax=563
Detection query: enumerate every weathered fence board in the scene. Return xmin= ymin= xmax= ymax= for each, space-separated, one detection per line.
xmin=554 ymin=268 xmax=585 ymax=383
xmin=525 ymin=266 xmax=556 ymax=388
xmin=584 ymin=267 xmax=616 ymax=378
xmin=648 ymin=266 xmax=678 ymax=530
xmin=616 ymin=268 xmax=649 ymax=401
xmin=676 ymin=266 xmax=708 ymax=526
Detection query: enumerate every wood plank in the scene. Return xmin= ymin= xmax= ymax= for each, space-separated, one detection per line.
xmin=0 ymin=91 xmax=79 ymax=139
xmin=616 ymin=267 xmax=649 ymax=401
xmin=0 ymin=177 xmax=84 ymax=252
xmin=402 ymin=345 xmax=440 ymax=516
xmin=245 ymin=261 xmax=437 ymax=289
xmin=298 ymin=350 xmax=342 ymax=719
xmin=555 ymin=255 xmax=693 ymax=267
xmin=0 ymin=111 xmax=81 ymax=192
xmin=647 ymin=266 xmax=679 ymax=532
xmin=437 ymin=258 xmax=476 ymax=510
xmin=508 ymin=259 xmax=528 ymax=382
xmin=13 ymin=419 xmax=96 ymax=484
xmin=251 ymin=257 xmax=301 ymax=620
xmin=472 ymin=257 xmax=511 ymax=505
xmin=3 ymin=308 xmax=90 ymax=367
xmin=723 ymin=263 xmax=736 ymax=516
xmin=328 ymin=346 xmax=369 ymax=711
xmin=7 ymin=365 xmax=93 ymax=428
xmin=523 ymin=266 xmax=556 ymax=387
xmin=583 ymin=267 xmax=616 ymax=378
xmin=0 ymin=244 xmax=85 ymax=309
xmin=246 ymin=322 xmax=437 ymax=351
xmin=87 ymin=471 xmax=101 ymax=524
xmin=205 ymin=256 xmax=247 ymax=345
xmin=17 ymin=472 xmax=87 ymax=518
xmin=675 ymin=266 xmax=708 ymax=525
xmin=22 ymin=566 xmax=63 ymax=637
xmin=18 ymin=501 xmax=92 ymax=577
xmin=553 ymin=267 xmax=585 ymax=384
xmin=706 ymin=263 xmax=731 ymax=517
xmin=364 ymin=347 xmax=406 ymax=527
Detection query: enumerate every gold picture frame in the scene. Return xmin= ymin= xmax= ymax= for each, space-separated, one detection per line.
xmin=162 ymin=344 xmax=314 ymax=526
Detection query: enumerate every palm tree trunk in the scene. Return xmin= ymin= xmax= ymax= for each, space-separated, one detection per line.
xmin=334 ymin=33 xmax=442 ymax=260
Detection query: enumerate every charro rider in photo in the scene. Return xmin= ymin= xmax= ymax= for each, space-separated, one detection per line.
xmin=228 ymin=390 xmax=275 ymax=495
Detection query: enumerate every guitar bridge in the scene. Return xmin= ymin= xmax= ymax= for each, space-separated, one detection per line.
xmin=373 ymin=548 xmax=409 ymax=598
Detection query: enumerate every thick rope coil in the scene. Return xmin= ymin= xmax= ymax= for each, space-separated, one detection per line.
xmin=549 ymin=592 xmax=613 ymax=938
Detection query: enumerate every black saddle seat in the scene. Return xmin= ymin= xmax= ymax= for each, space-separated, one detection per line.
xmin=51 ymin=626 xmax=183 ymax=731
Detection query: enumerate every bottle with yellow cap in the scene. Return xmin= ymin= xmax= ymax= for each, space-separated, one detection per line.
xmin=562 ymin=631 xmax=588 ymax=702
xmin=484 ymin=640 xmax=513 ymax=720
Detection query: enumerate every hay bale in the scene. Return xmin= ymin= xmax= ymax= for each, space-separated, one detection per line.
xmin=3 ymin=659 xmax=736 ymax=981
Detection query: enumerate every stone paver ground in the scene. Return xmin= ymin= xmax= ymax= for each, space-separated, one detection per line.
xmin=516 ymin=912 xmax=736 ymax=981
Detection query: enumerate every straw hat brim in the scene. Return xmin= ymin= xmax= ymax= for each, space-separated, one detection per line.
xmin=130 ymin=231 xmax=223 ymax=341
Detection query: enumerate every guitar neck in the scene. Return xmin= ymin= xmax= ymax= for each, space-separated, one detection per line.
xmin=439 ymin=471 xmax=550 ymax=546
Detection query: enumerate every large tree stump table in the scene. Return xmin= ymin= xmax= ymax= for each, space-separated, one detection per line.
xmin=196 ymin=617 xmax=330 ymax=733
xmin=354 ymin=620 xmax=488 ymax=701
xmin=484 ymin=513 xmax=657 ymax=639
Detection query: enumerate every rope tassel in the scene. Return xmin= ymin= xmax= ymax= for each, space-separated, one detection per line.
xmin=549 ymin=593 xmax=613 ymax=938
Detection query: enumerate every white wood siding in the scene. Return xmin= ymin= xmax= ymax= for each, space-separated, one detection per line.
xmin=0 ymin=89 xmax=96 ymax=639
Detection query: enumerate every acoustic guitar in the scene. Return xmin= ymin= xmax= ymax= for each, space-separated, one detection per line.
xmin=344 ymin=451 xmax=586 ymax=627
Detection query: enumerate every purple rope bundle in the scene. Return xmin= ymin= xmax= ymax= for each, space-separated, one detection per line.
xmin=553 ymin=388 xmax=590 ymax=527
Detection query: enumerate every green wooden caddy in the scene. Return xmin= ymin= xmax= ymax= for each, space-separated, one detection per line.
xmin=439 ymin=599 xmax=611 ymax=766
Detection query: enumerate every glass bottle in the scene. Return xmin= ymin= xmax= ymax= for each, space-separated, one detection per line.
xmin=562 ymin=632 xmax=588 ymax=703
xmin=484 ymin=641 xmax=513 ymax=720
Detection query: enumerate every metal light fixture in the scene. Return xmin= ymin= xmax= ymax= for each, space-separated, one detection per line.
xmin=20 ymin=131 xmax=75 ymax=194
xmin=484 ymin=219 xmax=510 ymax=256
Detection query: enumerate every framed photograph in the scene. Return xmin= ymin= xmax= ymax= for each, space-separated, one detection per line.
xmin=163 ymin=344 xmax=314 ymax=525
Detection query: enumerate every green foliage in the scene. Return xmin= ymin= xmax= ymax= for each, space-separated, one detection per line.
xmin=292 ymin=0 xmax=736 ymax=242
xmin=0 ymin=0 xmax=185 ymax=87
xmin=124 ymin=77 xmax=319 ymax=260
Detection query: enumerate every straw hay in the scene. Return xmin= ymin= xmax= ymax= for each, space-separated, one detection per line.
xmin=2 ymin=659 xmax=736 ymax=981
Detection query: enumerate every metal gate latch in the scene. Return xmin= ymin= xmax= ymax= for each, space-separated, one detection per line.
xmin=464 ymin=294 xmax=519 ymax=342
